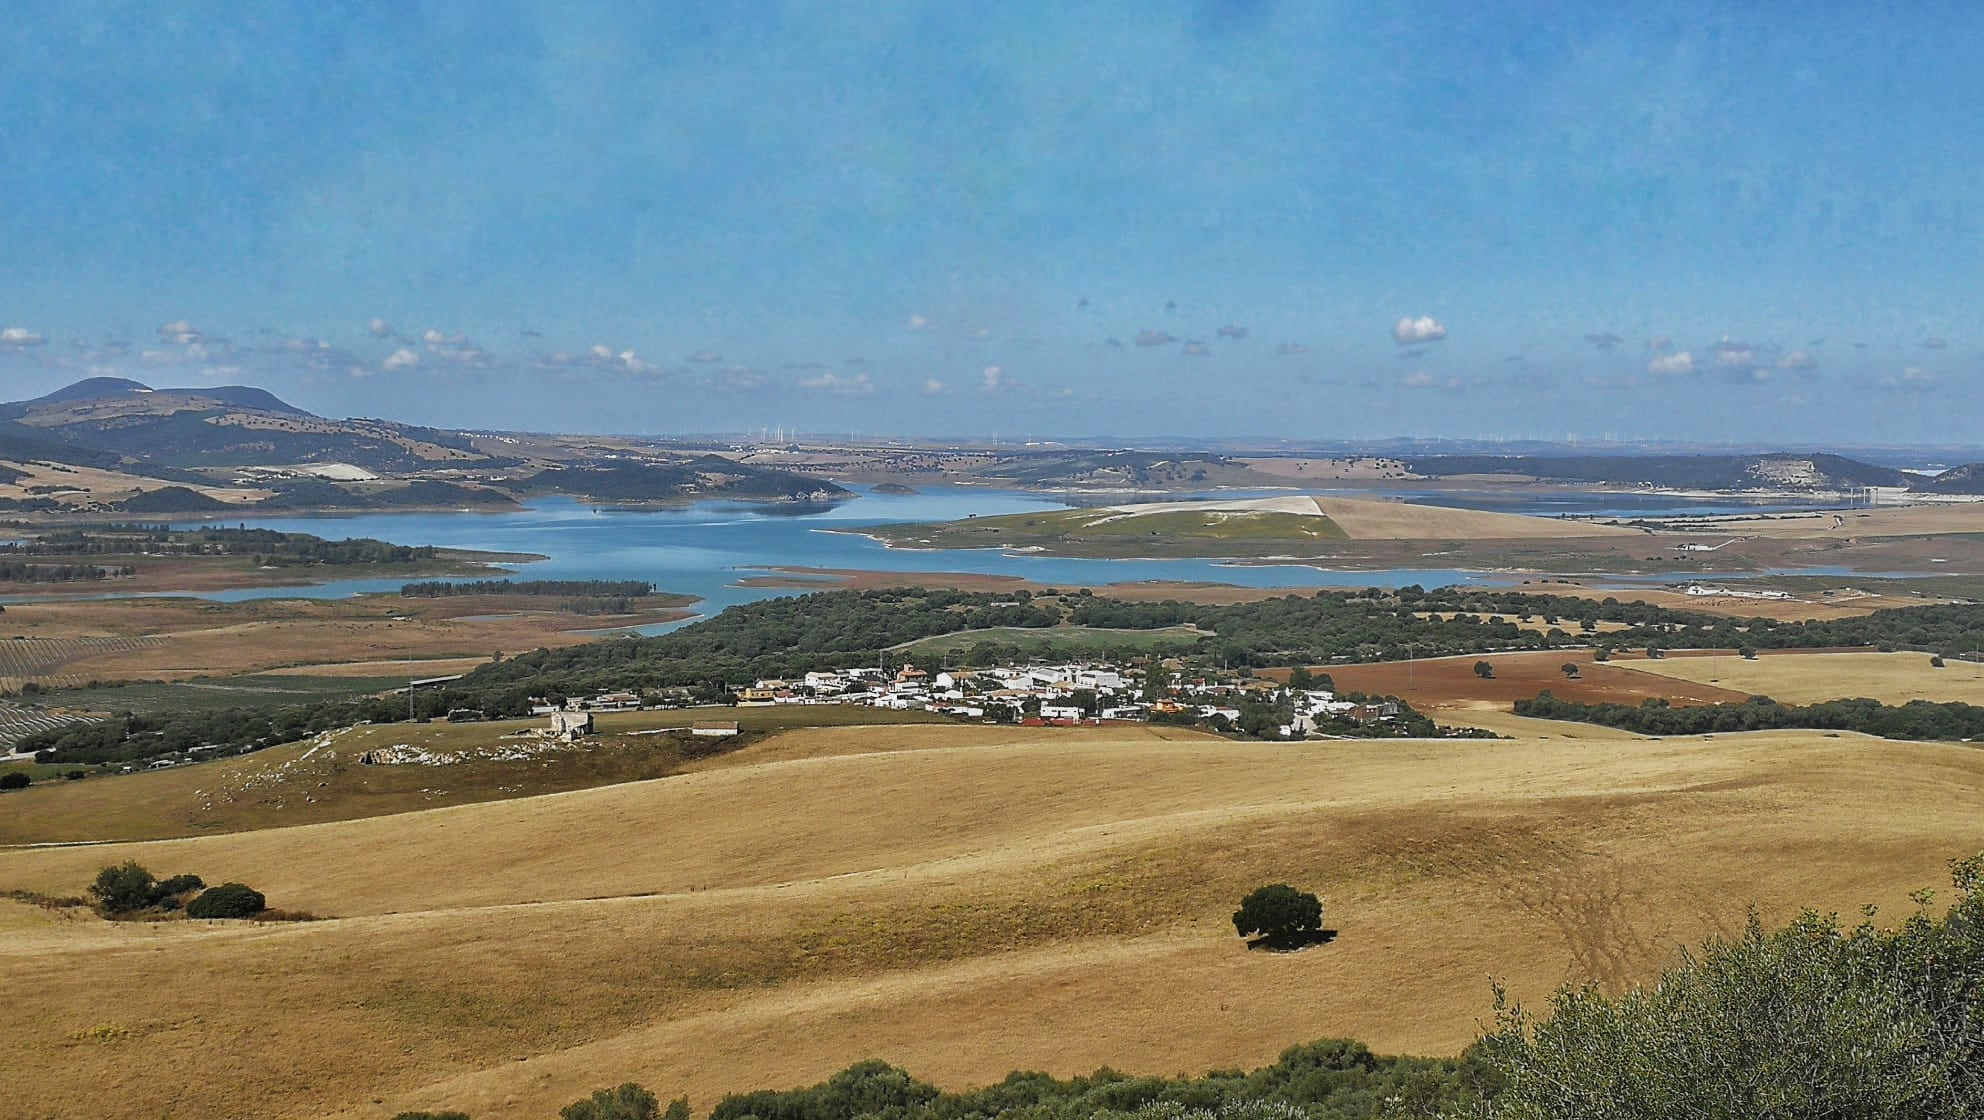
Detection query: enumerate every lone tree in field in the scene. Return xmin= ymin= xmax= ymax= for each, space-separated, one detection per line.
xmin=1473 ymin=660 xmax=1495 ymax=679
xmin=1233 ymin=883 xmax=1324 ymax=949
xmin=1560 ymin=662 xmax=1580 ymax=679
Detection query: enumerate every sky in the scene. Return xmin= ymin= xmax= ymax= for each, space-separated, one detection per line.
xmin=1 ymin=2 xmax=1980 ymax=446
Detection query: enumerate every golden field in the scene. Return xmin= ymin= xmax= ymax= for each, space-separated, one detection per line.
xmin=1615 ymin=648 xmax=1984 ymax=705
xmin=4 ymin=720 xmax=1982 ymax=1120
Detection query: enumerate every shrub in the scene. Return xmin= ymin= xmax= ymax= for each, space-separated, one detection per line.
xmin=1474 ymin=660 xmax=1494 ymax=679
xmin=186 ymin=882 xmax=267 ymax=919
xmin=152 ymin=874 xmax=206 ymax=908
xmin=1233 ymin=884 xmax=1324 ymax=949
xmin=1469 ymin=852 xmax=1984 ymax=1119
xmin=89 ymin=861 xmax=159 ymax=913
xmin=561 ymin=1083 xmax=662 ymax=1120
xmin=1933 ymin=654 xmax=1947 ymax=668
xmin=0 ymin=770 xmax=29 ymax=790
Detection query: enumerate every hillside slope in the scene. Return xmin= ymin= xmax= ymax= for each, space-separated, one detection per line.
xmin=2 ymin=724 xmax=1979 ymax=1119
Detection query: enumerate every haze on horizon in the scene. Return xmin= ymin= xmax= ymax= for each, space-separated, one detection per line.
xmin=2 ymin=4 xmax=1978 ymax=446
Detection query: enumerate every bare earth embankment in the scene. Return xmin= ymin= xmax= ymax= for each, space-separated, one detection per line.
xmin=3 ymin=721 xmax=1981 ymax=1120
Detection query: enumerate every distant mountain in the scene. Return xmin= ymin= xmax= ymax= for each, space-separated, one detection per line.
xmin=1403 ymin=453 xmax=1914 ymax=492
xmin=0 ymin=378 xmax=853 ymax=516
xmin=1 ymin=378 xmax=313 ymax=420
xmin=1914 ymin=463 xmax=1984 ymax=494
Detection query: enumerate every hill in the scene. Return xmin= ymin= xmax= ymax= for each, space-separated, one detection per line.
xmin=1404 ymin=452 xmax=1913 ymax=492
xmin=871 ymin=494 xmax=1628 ymax=558
xmin=0 ymin=379 xmax=851 ymax=515
xmin=2 ymin=723 xmax=1979 ymax=1118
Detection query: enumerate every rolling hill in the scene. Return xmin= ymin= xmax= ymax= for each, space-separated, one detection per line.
xmin=0 ymin=379 xmax=850 ymax=514
xmin=2 ymin=722 xmax=1979 ymax=1118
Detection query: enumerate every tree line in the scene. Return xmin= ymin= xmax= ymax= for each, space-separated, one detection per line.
xmin=1 ymin=524 xmax=439 ymax=567
xmin=1514 ymin=690 xmax=1984 ymax=742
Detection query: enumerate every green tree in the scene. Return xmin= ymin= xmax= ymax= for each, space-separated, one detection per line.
xmin=1560 ymin=663 xmax=1579 ymax=679
xmin=0 ymin=770 xmax=28 ymax=790
xmin=89 ymin=861 xmax=158 ymax=913
xmin=186 ymin=882 xmax=267 ymax=919
xmin=1474 ymin=660 xmax=1495 ymax=679
xmin=1233 ymin=884 xmax=1324 ymax=948
xmin=561 ymin=1083 xmax=660 ymax=1120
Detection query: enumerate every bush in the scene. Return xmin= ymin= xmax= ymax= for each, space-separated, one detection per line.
xmin=89 ymin=861 xmax=159 ymax=913
xmin=1473 ymin=660 xmax=1495 ymax=679
xmin=1233 ymin=884 xmax=1324 ymax=948
xmin=186 ymin=882 xmax=267 ymax=919
xmin=1468 ymin=852 xmax=1984 ymax=1119
xmin=561 ymin=1083 xmax=670 ymax=1120
xmin=0 ymin=770 xmax=28 ymax=790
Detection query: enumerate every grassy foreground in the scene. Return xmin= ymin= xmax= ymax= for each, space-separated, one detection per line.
xmin=2 ymin=721 xmax=1981 ymax=1119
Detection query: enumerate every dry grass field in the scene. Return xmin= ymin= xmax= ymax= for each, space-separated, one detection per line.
xmin=4 ymin=722 xmax=1981 ymax=1120
xmin=1292 ymin=649 xmax=1755 ymax=713
xmin=1616 ymin=649 xmax=1984 ymax=705
xmin=0 ymin=709 xmax=952 ymax=845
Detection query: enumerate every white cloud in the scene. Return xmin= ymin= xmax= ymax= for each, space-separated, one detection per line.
xmin=1182 ymin=341 xmax=1209 ymax=357
xmin=924 ymin=378 xmax=947 ymax=394
xmin=1715 ymin=340 xmax=1755 ymax=368
xmin=1880 ymin=367 xmax=1936 ymax=390
xmin=1399 ymin=370 xmax=1461 ymax=390
xmin=1777 ymin=351 xmax=1815 ymax=371
xmin=1646 ymin=351 xmax=1695 ymax=376
xmin=982 ymin=366 xmax=1010 ymax=392
xmin=1647 ymin=335 xmax=1672 ymax=352
xmin=0 ymin=326 xmax=46 ymax=347
xmin=1391 ymin=315 xmax=1447 ymax=345
xmin=907 ymin=314 xmax=932 ymax=331
xmin=688 ymin=351 xmax=723 ymax=364
xmin=799 ymin=372 xmax=873 ymax=395
xmin=382 ymin=347 xmax=421 ymax=371
xmin=368 ymin=318 xmax=394 ymax=338
xmin=157 ymin=320 xmax=201 ymax=344
xmin=589 ymin=344 xmax=615 ymax=361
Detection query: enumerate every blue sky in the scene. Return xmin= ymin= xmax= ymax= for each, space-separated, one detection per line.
xmin=1 ymin=3 xmax=1979 ymax=445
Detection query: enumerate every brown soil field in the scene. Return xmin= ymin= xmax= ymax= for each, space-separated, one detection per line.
xmin=1618 ymin=649 xmax=1984 ymax=705
xmin=4 ymin=724 xmax=1981 ymax=1120
xmin=1289 ymin=649 xmax=1754 ymax=712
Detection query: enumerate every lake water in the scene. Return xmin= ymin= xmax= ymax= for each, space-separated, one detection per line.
xmin=10 ymin=486 xmax=1865 ymax=626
